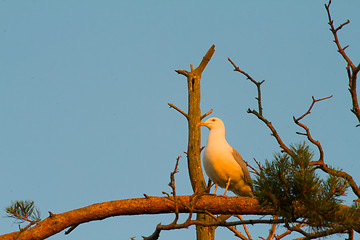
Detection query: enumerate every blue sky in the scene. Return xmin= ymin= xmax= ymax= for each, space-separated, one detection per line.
xmin=1 ymin=1 xmax=359 ymax=239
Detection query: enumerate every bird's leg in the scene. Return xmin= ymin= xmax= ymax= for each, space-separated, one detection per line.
xmin=206 ymin=179 xmax=215 ymax=194
xmin=223 ymin=178 xmax=231 ymax=196
xmin=213 ymin=184 xmax=218 ymax=194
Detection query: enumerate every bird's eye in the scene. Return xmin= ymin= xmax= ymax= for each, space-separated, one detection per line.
xmin=211 ymin=119 xmax=216 ymax=122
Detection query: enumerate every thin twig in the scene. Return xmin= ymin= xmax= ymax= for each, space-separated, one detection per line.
xmin=284 ymin=221 xmax=349 ymax=239
xmin=275 ymin=222 xmax=306 ymax=240
xmin=168 ymin=103 xmax=188 ymax=119
xmin=294 ymin=95 xmax=333 ymax=122
xmin=293 ymin=95 xmax=332 ymax=163
xmin=266 ymin=215 xmax=278 ymax=240
xmin=169 ymin=156 xmax=181 ymax=224
xmin=154 ymin=218 xmax=289 ymax=230
xmin=253 ymin=158 xmax=263 ymax=171
xmin=205 ymin=211 xmax=247 ymax=240
xmin=237 ymin=215 xmax=252 ymax=240
xmin=201 ymin=109 xmax=213 ymax=120
xmin=228 ymin=57 xmax=265 ymax=116
xmin=244 ymin=159 xmax=260 ymax=176
xmin=174 ymin=69 xmax=189 ymax=77
xmin=325 ymin=0 xmax=353 ymax=68
xmin=145 ymin=215 xmax=291 ymax=240
xmin=248 ymin=108 xmax=292 ymax=155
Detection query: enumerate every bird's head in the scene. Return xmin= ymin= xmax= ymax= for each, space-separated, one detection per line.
xmin=197 ymin=117 xmax=225 ymax=130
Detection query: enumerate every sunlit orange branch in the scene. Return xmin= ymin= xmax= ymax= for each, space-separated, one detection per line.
xmin=325 ymin=0 xmax=360 ymax=126
xmin=228 ymin=58 xmax=292 ymax=156
xmin=293 ymin=95 xmax=360 ymax=199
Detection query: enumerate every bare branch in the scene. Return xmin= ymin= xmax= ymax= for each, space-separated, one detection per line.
xmin=159 ymin=218 xmax=289 ymax=228
xmin=143 ymin=225 xmax=161 ymax=240
xmin=201 ymin=108 xmax=213 ymax=120
xmin=228 ymin=57 xmax=265 ymax=116
xmin=325 ymin=0 xmax=353 ymax=67
xmin=64 ymin=224 xmax=79 ymax=235
xmin=293 ymin=95 xmax=333 ymax=163
xmin=228 ymin=58 xmax=292 ymax=155
xmin=168 ymin=156 xmax=181 ymax=223
xmin=244 ymin=159 xmax=260 ymax=176
xmin=253 ymin=158 xmax=263 ymax=171
xmin=294 ymin=95 xmax=333 ymax=123
xmin=147 ymin=216 xmax=290 ymax=240
xmin=247 ymin=108 xmax=292 ymax=155
xmin=205 ymin=212 xmax=247 ymax=240
xmin=293 ymin=95 xmax=360 ymax=199
xmin=175 ymin=69 xmax=189 ymax=77
xmin=275 ymin=221 xmax=306 ymax=240
xmin=325 ymin=0 xmax=360 ymax=125
xmin=237 ymin=215 xmax=252 ymax=239
xmin=266 ymin=215 xmax=278 ymax=240
xmin=168 ymin=103 xmax=188 ymax=119
xmin=284 ymin=221 xmax=349 ymax=239
xmin=193 ymin=45 xmax=216 ymax=76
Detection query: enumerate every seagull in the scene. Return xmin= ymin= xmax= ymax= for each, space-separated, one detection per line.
xmin=197 ymin=117 xmax=253 ymax=197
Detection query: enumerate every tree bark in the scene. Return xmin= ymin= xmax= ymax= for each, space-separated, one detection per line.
xmin=0 ymin=196 xmax=263 ymax=240
xmin=178 ymin=45 xmax=216 ymax=240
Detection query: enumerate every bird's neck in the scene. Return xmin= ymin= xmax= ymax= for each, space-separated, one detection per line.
xmin=206 ymin=129 xmax=227 ymax=146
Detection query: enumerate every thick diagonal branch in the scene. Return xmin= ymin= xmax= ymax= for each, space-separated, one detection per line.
xmin=0 ymin=196 xmax=263 ymax=240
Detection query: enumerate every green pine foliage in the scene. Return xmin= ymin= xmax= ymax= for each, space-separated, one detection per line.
xmin=254 ymin=143 xmax=349 ymax=229
xmin=5 ymin=200 xmax=41 ymax=224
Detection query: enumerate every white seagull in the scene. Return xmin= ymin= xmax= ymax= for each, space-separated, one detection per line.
xmin=198 ymin=117 xmax=253 ymax=197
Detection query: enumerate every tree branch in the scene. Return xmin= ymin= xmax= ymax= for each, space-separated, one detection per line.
xmin=0 ymin=196 xmax=265 ymax=240
xmin=168 ymin=103 xmax=188 ymax=119
xmin=325 ymin=0 xmax=353 ymax=68
xmin=293 ymin=95 xmax=332 ymax=163
xmin=147 ymin=217 xmax=290 ymax=239
xmin=193 ymin=45 xmax=216 ymax=76
xmin=293 ymin=95 xmax=360 ymax=199
xmin=244 ymin=159 xmax=260 ymax=176
xmin=168 ymin=156 xmax=181 ymax=224
xmin=205 ymin=212 xmax=247 ymax=240
xmin=175 ymin=44 xmax=216 ymax=239
xmin=275 ymin=222 xmax=306 ymax=240
xmin=201 ymin=108 xmax=213 ymax=120
xmin=237 ymin=215 xmax=252 ymax=239
xmin=228 ymin=58 xmax=292 ymax=155
xmin=265 ymin=215 xmax=278 ymax=240
xmin=247 ymin=108 xmax=292 ymax=156
xmin=285 ymin=221 xmax=349 ymax=239
xmin=325 ymin=0 xmax=360 ymax=126
xmin=228 ymin=57 xmax=265 ymax=116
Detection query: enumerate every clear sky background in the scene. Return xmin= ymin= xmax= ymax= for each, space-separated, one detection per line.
xmin=1 ymin=1 xmax=359 ymax=239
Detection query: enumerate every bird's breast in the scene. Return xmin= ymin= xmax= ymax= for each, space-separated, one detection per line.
xmin=202 ymin=146 xmax=244 ymax=187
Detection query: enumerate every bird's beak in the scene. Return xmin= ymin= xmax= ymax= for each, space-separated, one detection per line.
xmin=197 ymin=122 xmax=207 ymax=127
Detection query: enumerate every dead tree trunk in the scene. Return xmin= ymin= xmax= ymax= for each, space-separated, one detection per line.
xmin=175 ymin=45 xmax=216 ymax=240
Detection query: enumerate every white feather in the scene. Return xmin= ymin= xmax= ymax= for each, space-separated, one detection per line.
xmin=200 ymin=117 xmax=253 ymax=197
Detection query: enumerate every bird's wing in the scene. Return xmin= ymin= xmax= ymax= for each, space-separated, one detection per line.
xmin=231 ymin=147 xmax=253 ymax=189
